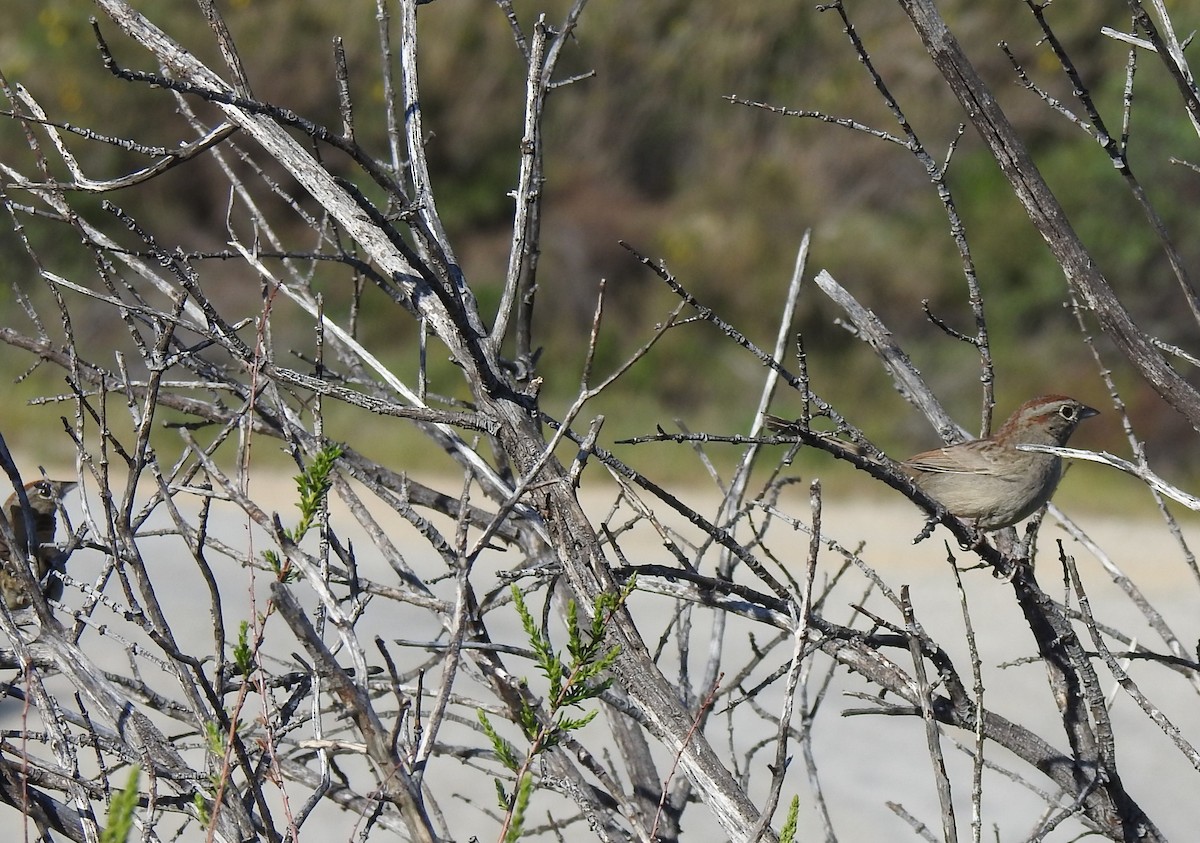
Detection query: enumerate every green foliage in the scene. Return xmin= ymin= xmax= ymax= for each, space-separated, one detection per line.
xmin=505 ymin=773 xmax=533 ymax=843
xmin=204 ymin=720 xmax=223 ymax=755
xmin=510 ymin=584 xmax=620 ymax=749
xmin=260 ymin=443 xmax=342 ymax=582
xmin=0 ymin=4 xmax=1162 ymax=486
xmin=290 ymin=443 xmax=343 ymax=541
xmin=262 ymin=548 xmax=300 ymax=584
xmin=492 ymin=776 xmax=510 ymax=812
xmin=233 ymin=620 xmax=254 ymax=675
xmin=100 ymin=765 xmax=140 ymax=843
xmin=478 ymin=710 xmax=521 ymax=775
xmin=779 ymin=795 xmax=800 ymax=843
xmin=193 ymin=791 xmax=209 ymax=826
xmin=2 ymin=1 xmax=1196 ymax=473
xmin=478 ymin=578 xmax=634 ymax=839
xmin=202 ymin=718 xmax=243 ymax=756
xmin=198 ymin=719 xmax=242 ymax=828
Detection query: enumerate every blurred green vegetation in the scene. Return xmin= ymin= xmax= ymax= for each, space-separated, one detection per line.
xmin=2 ymin=0 xmax=1199 ymax=499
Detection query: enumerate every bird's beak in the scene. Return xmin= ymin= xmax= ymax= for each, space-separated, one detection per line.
xmin=1080 ymin=405 xmax=1100 ymax=420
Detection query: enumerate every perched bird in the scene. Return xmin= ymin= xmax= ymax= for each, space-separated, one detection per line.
xmin=0 ymin=479 xmax=78 ymax=609
xmin=901 ymin=395 xmax=1098 ymax=529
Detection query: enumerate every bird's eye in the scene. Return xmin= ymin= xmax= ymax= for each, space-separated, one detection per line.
xmin=1059 ymin=405 xmax=1076 ymax=421
xmin=33 ymin=482 xmax=52 ymax=499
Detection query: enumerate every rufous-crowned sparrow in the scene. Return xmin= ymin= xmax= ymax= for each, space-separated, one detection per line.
xmin=902 ymin=395 xmax=1097 ymax=529
xmin=0 ymin=479 xmax=78 ymax=608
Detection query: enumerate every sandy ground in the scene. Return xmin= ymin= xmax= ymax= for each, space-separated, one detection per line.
xmin=3 ymin=473 xmax=1199 ymax=841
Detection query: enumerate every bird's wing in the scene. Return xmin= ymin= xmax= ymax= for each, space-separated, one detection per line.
xmin=902 ymin=447 xmax=998 ymax=476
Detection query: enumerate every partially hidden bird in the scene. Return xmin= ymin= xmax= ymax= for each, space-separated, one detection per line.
xmin=900 ymin=395 xmax=1098 ymax=529
xmin=0 ymin=479 xmax=78 ymax=609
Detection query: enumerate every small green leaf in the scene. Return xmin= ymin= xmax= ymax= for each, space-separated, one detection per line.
xmin=780 ymin=795 xmax=800 ymax=843
xmin=204 ymin=721 xmax=223 ymax=754
xmin=504 ymin=772 xmax=533 ymax=843
xmin=291 ymin=443 xmax=343 ymax=540
xmin=100 ymin=765 xmax=140 ymax=843
xmin=478 ymin=710 xmax=520 ymax=771
xmin=493 ymin=777 xmax=510 ymax=811
xmin=263 ymin=549 xmax=300 ymax=583
xmin=193 ymin=791 xmax=209 ymax=825
xmin=480 ymin=580 xmax=634 ymax=840
xmin=233 ymin=620 xmax=254 ymax=675
xmin=556 ymin=710 xmax=598 ymax=733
